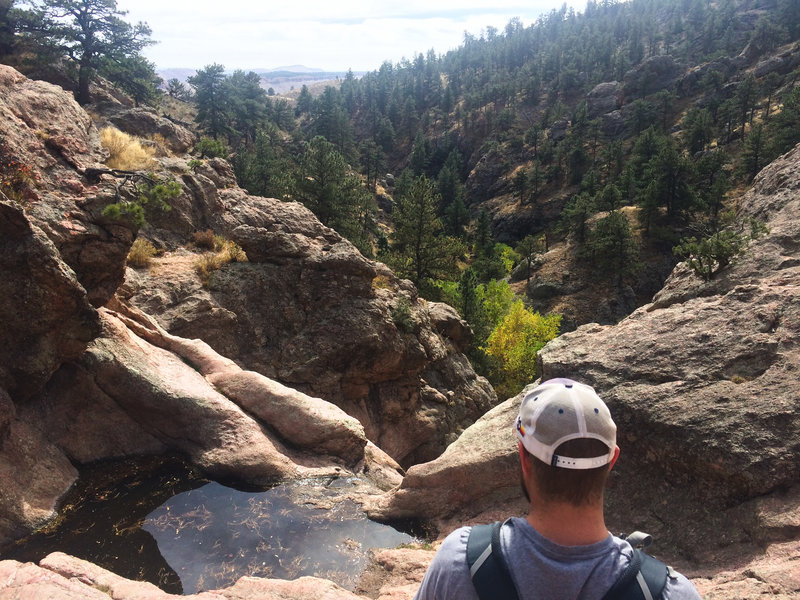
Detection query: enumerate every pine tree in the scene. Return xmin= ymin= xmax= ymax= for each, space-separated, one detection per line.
xmin=515 ymin=234 xmax=545 ymax=283
xmin=232 ymin=124 xmax=291 ymax=200
xmin=390 ymin=175 xmax=463 ymax=291
xmin=359 ymin=139 xmax=385 ymax=192
xmin=561 ymin=192 xmax=594 ymax=244
xmin=737 ymin=122 xmax=765 ymax=182
xmin=103 ymin=53 xmax=161 ymax=107
xmin=0 ymin=0 xmax=14 ymax=58
xmin=166 ymin=78 xmax=189 ymax=100
xmin=295 ymin=84 xmax=313 ymax=115
xmin=293 ymin=136 xmax=365 ymax=236
xmin=409 ymin=131 xmax=428 ymax=175
xmin=189 ymin=64 xmax=231 ymax=140
xmin=585 ymin=210 xmax=640 ymax=287
xmin=16 ymin=0 xmax=154 ymax=104
xmin=226 ymin=70 xmax=268 ymax=145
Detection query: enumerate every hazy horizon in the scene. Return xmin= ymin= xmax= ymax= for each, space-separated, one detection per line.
xmin=115 ymin=0 xmax=586 ymax=73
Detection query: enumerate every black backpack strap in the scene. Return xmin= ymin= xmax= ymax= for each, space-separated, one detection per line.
xmin=466 ymin=521 xmax=520 ymax=600
xmin=601 ymin=549 xmax=669 ymax=600
xmin=637 ymin=552 xmax=670 ymax=600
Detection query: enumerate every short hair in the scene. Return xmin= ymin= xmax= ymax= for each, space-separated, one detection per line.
xmin=524 ymin=437 xmax=612 ymax=506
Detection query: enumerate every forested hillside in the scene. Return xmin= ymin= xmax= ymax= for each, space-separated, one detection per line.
xmin=3 ymin=0 xmax=800 ymax=398
xmin=233 ymin=0 xmax=800 ymax=395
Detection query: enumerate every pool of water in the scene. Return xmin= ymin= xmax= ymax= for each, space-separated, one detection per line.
xmin=1 ymin=456 xmax=416 ymax=594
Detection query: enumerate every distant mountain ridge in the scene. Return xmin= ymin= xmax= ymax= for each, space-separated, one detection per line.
xmin=266 ymin=65 xmax=325 ymax=73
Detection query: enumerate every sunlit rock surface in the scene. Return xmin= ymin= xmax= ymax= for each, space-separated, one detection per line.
xmin=123 ymin=188 xmax=496 ymax=466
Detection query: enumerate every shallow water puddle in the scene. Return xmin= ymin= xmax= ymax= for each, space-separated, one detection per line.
xmin=142 ymin=479 xmax=414 ymax=593
xmin=1 ymin=456 xmax=414 ymax=595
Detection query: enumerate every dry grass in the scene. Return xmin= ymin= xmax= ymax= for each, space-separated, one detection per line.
xmin=127 ymin=238 xmax=158 ymax=268
xmin=372 ymin=275 xmax=392 ymax=290
xmin=194 ymin=238 xmax=247 ymax=286
xmin=100 ymin=127 xmax=156 ymax=170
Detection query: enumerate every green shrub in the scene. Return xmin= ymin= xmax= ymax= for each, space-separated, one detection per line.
xmin=195 ymin=138 xmax=229 ymax=159
xmin=673 ymin=220 xmax=764 ymax=281
xmin=102 ymin=174 xmax=181 ymax=228
xmin=674 ymin=232 xmax=744 ymax=280
xmin=391 ymin=297 xmax=415 ymax=333
xmin=484 ymin=301 xmax=562 ymax=399
xmin=495 ymin=243 xmax=518 ymax=275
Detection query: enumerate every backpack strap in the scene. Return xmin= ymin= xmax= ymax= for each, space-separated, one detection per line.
xmin=466 ymin=521 xmax=520 ymax=600
xmin=600 ymin=549 xmax=669 ymax=600
xmin=467 ymin=524 xmax=668 ymax=600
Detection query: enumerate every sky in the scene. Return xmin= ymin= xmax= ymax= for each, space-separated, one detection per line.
xmin=114 ymin=0 xmax=585 ymax=73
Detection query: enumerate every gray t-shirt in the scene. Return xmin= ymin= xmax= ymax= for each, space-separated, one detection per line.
xmin=414 ymin=517 xmax=701 ymax=600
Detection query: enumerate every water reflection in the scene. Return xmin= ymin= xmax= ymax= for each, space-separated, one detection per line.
xmin=0 ymin=456 xmax=415 ymax=595
xmin=143 ymin=479 xmax=414 ymax=594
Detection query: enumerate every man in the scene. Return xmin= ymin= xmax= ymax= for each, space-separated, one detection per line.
xmin=414 ymin=378 xmax=701 ymax=600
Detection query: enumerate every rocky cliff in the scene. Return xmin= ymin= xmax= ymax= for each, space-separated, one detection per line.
xmin=0 ymin=63 xmax=493 ymax=553
xmin=120 ymin=184 xmax=495 ymax=466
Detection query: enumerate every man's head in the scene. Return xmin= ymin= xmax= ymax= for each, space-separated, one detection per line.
xmin=515 ymin=378 xmax=618 ymax=506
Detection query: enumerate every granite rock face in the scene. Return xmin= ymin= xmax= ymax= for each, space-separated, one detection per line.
xmin=0 ymin=553 xmax=368 ymax=600
xmin=0 ymin=64 xmax=139 ymax=307
xmin=124 ymin=189 xmax=497 ymax=466
xmin=535 ymin=143 xmax=800 ymax=505
xmin=0 ymin=200 xmax=100 ymax=400
xmin=622 ymin=54 xmax=683 ymax=97
xmin=586 ymin=81 xmax=621 ymax=118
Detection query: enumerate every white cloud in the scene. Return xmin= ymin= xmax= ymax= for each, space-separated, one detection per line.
xmin=116 ymin=0 xmax=584 ymax=71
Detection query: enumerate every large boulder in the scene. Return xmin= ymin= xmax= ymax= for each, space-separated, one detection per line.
xmin=0 ymin=416 xmax=78 ymax=546
xmin=586 ymin=81 xmax=621 ymax=118
xmin=0 ymin=65 xmax=106 ymax=174
xmin=677 ymin=57 xmax=737 ymax=97
xmin=465 ymin=146 xmax=508 ymax=204
xmin=0 ymin=200 xmax=100 ymax=400
xmin=366 ymin=395 xmax=521 ymax=523
xmin=33 ymin=307 xmax=372 ymax=484
xmin=107 ymin=299 xmax=369 ymax=467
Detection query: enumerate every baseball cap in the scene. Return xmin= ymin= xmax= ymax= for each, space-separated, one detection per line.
xmin=515 ymin=378 xmax=616 ymax=469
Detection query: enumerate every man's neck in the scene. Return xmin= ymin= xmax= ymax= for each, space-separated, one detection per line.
xmin=526 ymin=500 xmax=609 ymax=546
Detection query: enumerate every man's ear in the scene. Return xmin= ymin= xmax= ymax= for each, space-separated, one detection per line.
xmin=608 ymin=445 xmax=620 ymax=471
